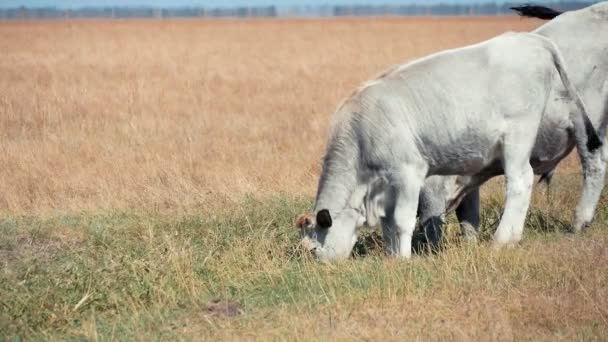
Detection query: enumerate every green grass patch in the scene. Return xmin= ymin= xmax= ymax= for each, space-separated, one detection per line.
xmin=2 ymin=191 xmax=608 ymax=339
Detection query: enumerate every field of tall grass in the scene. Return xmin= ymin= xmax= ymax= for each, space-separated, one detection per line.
xmin=2 ymin=17 xmax=607 ymax=339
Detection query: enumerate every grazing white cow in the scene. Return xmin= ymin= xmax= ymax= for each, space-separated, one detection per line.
xmin=418 ymin=2 xmax=608 ymax=249
xmin=296 ymin=32 xmax=601 ymax=262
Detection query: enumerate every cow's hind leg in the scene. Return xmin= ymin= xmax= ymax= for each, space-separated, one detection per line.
xmin=493 ymin=138 xmax=535 ymax=248
xmin=383 ymin=165 xmax=426 ymax=258
xmin=573 ymin=142 xmax=606 ymax=232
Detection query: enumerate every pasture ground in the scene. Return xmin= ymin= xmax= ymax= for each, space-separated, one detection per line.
xmin=1 ymin=17 xmax=607 ymax=340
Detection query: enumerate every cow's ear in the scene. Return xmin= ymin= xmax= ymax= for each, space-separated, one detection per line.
xmin=316 ymin=209 xmax=332 ymax=229
xmin=296 ymin=213 xmax=313 ymax=229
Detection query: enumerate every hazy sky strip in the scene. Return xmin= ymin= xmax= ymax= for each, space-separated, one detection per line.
xmin=0 ymin=0 xmax=592 ymax=9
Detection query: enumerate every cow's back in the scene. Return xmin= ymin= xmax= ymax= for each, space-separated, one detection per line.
xmin=345 ymin=32 xmax=559 ymax=175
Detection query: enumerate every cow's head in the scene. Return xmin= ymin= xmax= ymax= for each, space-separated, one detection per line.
xmin=296 ymin=179 xmax=390 ymax=262
xmin=296 ymin=208 xmax=364 ymax=262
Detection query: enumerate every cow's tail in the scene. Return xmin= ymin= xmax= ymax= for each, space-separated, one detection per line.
xmin=539 ymin=35 xmax=603 ymax=152
xmin=538 ymin=169 xmax=555 ymax=187
xmin=511 ymin=5 xmax=563 ymax=20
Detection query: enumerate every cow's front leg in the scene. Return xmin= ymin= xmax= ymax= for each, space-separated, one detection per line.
xmin=386 ymin=165 xmax=426 ymax=258
xmin=493 ymin=152 xmax=534 ymax=248
xmin=456 ymin=188 xmax=481 ymax=242
xmin=573 ymin=148 xmax=606 ymax=231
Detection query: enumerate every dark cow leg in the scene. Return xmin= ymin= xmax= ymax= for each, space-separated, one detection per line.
xmin=419 ymin=178 xmax=448 ymax=252
xmin=456 ymin=188 xmax=481 ymax=242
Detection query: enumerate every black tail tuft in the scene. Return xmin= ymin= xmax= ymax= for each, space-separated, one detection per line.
xmin=538 ymin=169 xmax=555 ymax=186
xmin=586 ymin=121 xmax=603 ymax=152
xmin=511 ymin=5 xmax=563 ymax=20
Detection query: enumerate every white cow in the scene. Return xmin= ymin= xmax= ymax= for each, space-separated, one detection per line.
xmin=418 ymin=2 xmax=608 ymax=249
xmin=296 ymin=32 xmax=601 ymax=262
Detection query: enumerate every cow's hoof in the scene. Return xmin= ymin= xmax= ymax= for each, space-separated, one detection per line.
xmin=572 ymin=222 xmax=590 ymax=233
xmin=462 ymin=234 xmax=478 ymax=244
xmin=491 ymin=241 xmax=506 ymax=250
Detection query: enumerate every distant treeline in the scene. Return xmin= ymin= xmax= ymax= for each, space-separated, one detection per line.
xmin=0 ymin=2 xmax=595 ymax=20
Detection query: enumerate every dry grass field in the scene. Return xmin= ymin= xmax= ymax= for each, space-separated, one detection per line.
xmin=2 ymin=17 xmax=608 ymax=340
xmin=1 ymin=17 xmax=544 ymax=215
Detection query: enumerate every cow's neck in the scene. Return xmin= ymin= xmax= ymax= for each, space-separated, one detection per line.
xmin=313 ymin=134 xmax=360 ymax=214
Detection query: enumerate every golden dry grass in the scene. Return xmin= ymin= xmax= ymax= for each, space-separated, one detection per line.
xmin=1 ymin=17 xmax=543 ymax=215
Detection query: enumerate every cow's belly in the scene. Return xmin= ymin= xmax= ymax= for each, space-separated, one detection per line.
xmin=424 ymin=121 xmax=574 ymax=177
xmin=529 ymin=122 xmax=575 ymax=174
xmin=424 ymin=133 xmax=503 ymax=176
